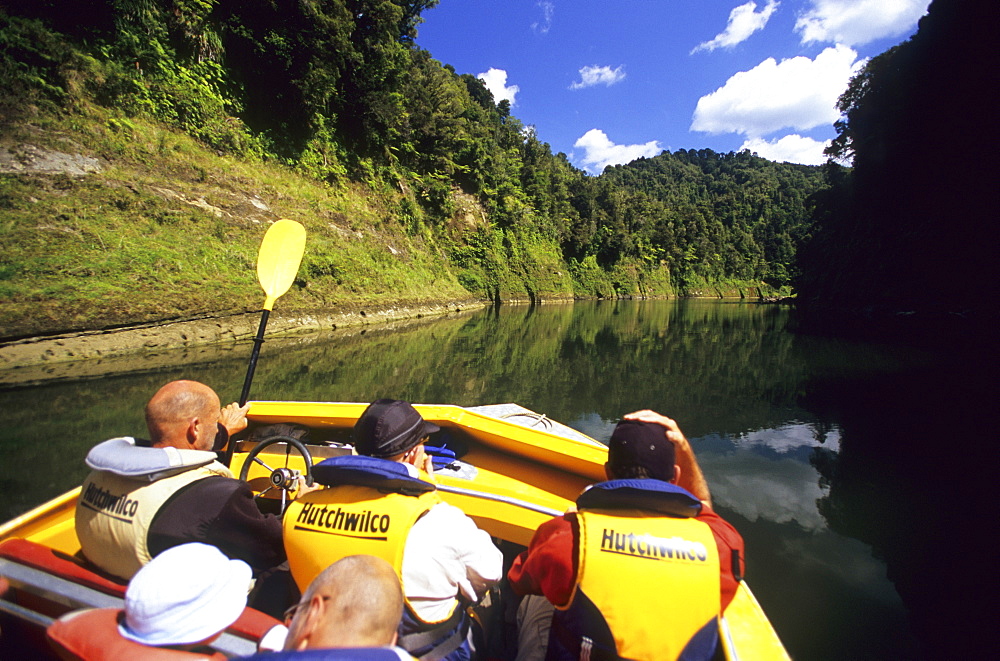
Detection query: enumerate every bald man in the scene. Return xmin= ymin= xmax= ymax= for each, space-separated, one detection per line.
xmin=285 ymin=555 xmax=405 ymax=651
xmin=75 ymin=380 xmax=285 ymax=584
xmin=144 ymin=379 xmax=249 ymax=453
xmin=236 ymin=556 xmax=413 ymax=660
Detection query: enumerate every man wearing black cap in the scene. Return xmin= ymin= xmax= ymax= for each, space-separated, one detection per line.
xmin=291 ymin=398 xmax=502 ymax=660
xmin=507 ymin=410 xmax=745 ymax=661
xmin=353 ymin=398 xmax=441 ymax=473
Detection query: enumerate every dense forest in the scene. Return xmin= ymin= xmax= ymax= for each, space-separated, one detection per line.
xmin=795 ymin=0 xmax=998 ymax=339
xmin=2 ymin=0 xmax=992 ymax=343
xmin=1 ymin=0 xmax=827 ymax=338
xmin=788 ymin=5 xmax=998 ymax=658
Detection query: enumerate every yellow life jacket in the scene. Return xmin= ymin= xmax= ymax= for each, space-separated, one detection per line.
xmin=75 ymin=460 xmax=233 ymax=580
xmin=551 ymin=480 xmax=721 ymax=661
xmin=283 ymin=484 xmax=440 ymax=599
xmin=283 ymin=455 xmax=465 ymax=622
xmin=285 ymin=456 xmax=475 ymax=660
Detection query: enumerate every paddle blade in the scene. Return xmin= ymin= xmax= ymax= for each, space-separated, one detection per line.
xmin=257 ymin=219 xmax=306 ymax=310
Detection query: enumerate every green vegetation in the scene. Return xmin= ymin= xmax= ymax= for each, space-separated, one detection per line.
xmin=796 ymin=0 xmax=997 ymax=337
xmin=1 ymin=2 xmax=826 ymax=340
xmin=602 ymin=150 xmax=822 ymax=291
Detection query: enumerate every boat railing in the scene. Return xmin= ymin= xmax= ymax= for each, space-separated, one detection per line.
xmin=0 ymin=543 xmax=266 ymax=658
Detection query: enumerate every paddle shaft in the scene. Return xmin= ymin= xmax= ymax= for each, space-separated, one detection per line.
xmin=239 ymin=308 xmax=270 ymax=407
xmin=225 ymin=308 xmax=269 ymax=468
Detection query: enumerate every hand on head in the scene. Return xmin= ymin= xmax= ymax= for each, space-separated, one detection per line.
xmin=623 ymin=410 xmax=687 ymax=446
xmin=622 ymin=409 xmax=710 ymax=506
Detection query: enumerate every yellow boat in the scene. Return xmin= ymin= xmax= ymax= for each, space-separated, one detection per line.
xmin=0 ymin=399 xmax=790 ymax=660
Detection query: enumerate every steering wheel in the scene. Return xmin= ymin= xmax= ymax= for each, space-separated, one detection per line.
xmin=238 ymin=435 xmax=315 ymax=514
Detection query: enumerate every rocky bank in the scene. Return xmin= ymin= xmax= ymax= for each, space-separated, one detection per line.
xmin=0 ymin=300 xmax=485 ymax=385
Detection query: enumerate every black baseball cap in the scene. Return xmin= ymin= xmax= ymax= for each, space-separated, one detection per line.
xmin=607 ymin=419 xmax=676 ymax=481
xmin=353 ymin=399 xmax=440 ymax=458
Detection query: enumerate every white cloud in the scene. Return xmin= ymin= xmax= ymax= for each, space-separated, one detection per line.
xmin=796 ymin=0 xmax=930 ymax=46
xmin=738 ymin=423 xmax=841 ymax=452
xmin=692 ymin=0 xmax=781 ymax=54
xmin=532 ymin=1 xmax=555 ymax=34
xmin=570 ymin=65 xmax=626 ymax=90
xmin=775 ymin=533 xmax=907 ymax=603
xmin=690 ymin=45 xmax=865 ymax=138
xmin=701 ymin=451 xmax=829 ymax=530
xmin=741 ymin=135 xmax=831 ymax=165
xmin=477 ymin=68 xmax=520 ymax=106
xmin=573 ymin=129 xmax=661 ymax=173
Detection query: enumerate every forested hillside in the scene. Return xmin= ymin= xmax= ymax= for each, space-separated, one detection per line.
xmin=1 ymin=0 xmax=825 ymax=339
xmin=795 ymin=0 xmax=998 ymax=339
xmin=603 ymin=150 xmax=823 ymax=288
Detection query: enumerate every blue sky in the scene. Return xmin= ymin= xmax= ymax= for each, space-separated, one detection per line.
xmin=415 ymin=0 xmax=931 ymax=173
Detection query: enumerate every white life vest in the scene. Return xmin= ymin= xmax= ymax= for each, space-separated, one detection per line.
xmin=74 ymin=437 xmax=233 ymax=579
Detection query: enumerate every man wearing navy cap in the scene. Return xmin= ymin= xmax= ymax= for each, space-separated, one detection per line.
xmin=352 ymin=398 xmax=441 ymax=472
xmin=289 ymin=399 xmax=502 ymax=661
xmin=508 ymin=410 xmax=745 ymax=661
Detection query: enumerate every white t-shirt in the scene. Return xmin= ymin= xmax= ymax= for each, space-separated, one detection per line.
xmin=400 ymin=466 xmax=503 ymax=622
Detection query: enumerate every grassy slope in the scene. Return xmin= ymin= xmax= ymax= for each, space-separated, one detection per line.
xmin=0 ymin=103 xmax=479 ymax=340
xmin=2 ymin=14 xmax=786 ymax=343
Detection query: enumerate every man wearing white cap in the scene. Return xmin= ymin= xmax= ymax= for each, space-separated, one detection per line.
xmin=120 ymin=543 xmax=252 ymax=650
xmin=46 ymin=543 xmax=255 ymax=659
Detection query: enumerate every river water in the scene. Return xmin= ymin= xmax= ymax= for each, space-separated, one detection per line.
xmin=1 ymin=299 xmax=991 ymax=659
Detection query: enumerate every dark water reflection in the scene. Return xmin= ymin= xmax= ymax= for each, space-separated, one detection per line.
xmin=3 ymin=299 xmax=990 ymax=659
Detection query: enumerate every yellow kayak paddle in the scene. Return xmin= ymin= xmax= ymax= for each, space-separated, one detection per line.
xmin=238 ymin=219 xmax=307 ymax=406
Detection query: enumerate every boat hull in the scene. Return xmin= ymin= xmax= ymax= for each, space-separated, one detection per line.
xmin=1 ymin=400 xmax=789 ymax=660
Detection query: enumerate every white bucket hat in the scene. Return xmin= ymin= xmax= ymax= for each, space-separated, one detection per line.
xmin=119 ymin=543 xmax=252 ymax=646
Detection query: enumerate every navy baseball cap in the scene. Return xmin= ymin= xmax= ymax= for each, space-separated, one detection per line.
xmin=607 ymin=419 xmax=676 ymax=481
xmin=353 ymin=399 xmax=440 ymax=458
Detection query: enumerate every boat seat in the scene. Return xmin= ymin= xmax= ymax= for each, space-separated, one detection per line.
xmin=0 ymin=538 xmax=283 ymax=656
xmin=0 ymin=538 xmax=128 ymax=598
xmin=46 ymin=608 xmax=227 ymax=660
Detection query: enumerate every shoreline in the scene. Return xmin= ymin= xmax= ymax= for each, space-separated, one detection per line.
xmin=0 ymin=298 xmax=490 ymax=385
xmin=0 ymin=295 xmax=776 ymax=386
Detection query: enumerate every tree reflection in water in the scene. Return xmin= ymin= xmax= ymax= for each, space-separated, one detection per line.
xmin=804 ymin=355 xmax=993 ymax=660
xmin=4 ymin=299 xmax=988 ymax=658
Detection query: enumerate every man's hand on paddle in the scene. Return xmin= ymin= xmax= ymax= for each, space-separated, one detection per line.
xmin=220 ymin=402 xmax=251 ymax=436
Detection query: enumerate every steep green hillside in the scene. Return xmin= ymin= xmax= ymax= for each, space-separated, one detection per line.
xmin=603 ymin=149 xmax=824 ymax=289
xmin=0 ymin=120 xmax=477 ymax=338
xmin=796 ymin=0 xmax=998 ymax=340
xmin=1 ymin=2 xmax=826 ymax=340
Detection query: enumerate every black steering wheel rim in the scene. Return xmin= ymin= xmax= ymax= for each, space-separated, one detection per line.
xmin=238 ymin=434 xmax=315 ymax=513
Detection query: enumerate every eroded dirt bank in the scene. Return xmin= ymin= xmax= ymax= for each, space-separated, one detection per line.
xmin=0 ymin=299 xmax=486 ymax=385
